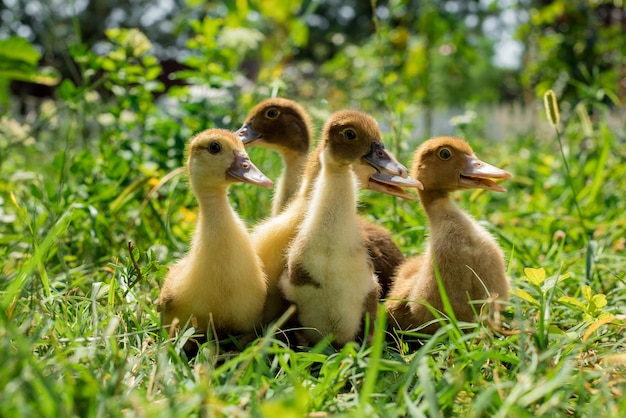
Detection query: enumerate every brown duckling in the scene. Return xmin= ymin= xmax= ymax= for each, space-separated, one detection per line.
xmin=386 ymin=137 xmax=511 ymax=334
xmin=279 ymin=110 xmax=423 ymax=346
xmin=157 ymin=129 xmax=273 ymax=344
xmin=236 ymin=97 xmax=313 ymax=215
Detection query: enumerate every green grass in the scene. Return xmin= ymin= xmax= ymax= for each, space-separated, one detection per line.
xmin=2 ymin=49 xmax=626 ymax=418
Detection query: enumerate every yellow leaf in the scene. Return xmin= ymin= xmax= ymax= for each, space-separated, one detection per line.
xmin=591 ymin=294 xmax=607 ymax=309
xmin=510 ymin=289 xmax=539 ymax=306
xmin=557 ymin=295 xmax=586 ymax=310
xmin=524 ymin=267 xmax=546 ymax=286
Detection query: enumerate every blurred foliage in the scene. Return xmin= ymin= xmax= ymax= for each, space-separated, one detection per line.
xmin=0 ymin=36 xmax=59 ymax=107
xmin=518 ymin=0 xmax=625 ymax=110
xmin=3 ymin=0 xmax=624 ymax=120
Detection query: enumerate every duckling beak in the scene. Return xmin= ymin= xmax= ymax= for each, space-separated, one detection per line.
xmin=236 ymin=121 xmax=263 ymax=147
xmin=362 ymin=141 xmax=424 ymax=199
xmin=367 ymin=173 xmax=422 ymax=200
xmin=227 ymin=150 xmax=274 ymax=189
xmin=460 ymin=155 xmax=511 ymax=192
xmin=362 ymin=142 xmax=409 ymax=178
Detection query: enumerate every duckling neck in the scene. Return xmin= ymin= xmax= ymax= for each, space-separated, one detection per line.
xmin=418 ymin=188 xmax=493 ymax=265
xmin=418 ymin=189 xmax=453 ymax=220
xmin=191 ymin=190 xmax=245 ymax=253
xmin=273 ymin=149 xmax=308 ymax=215
xmin=304 ymin=163 xmax=357 ymax=231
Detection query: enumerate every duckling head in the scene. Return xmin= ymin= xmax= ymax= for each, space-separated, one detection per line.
xmin=321 ymin=110 xmax=423 ymax=197
xmin=187 ymin=129 xmax=274 ymax=194
xmin=236 ymin=98 xmax=312 ymax=155
xmin=412 ymin=136 xmax=511 ymax=193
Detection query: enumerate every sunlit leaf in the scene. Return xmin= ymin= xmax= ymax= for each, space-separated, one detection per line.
xmin=524 ymin=267 xmax=546 ymax=286
xmin=510 ymin=289 xmax=539 ymax=306
xmin=0 ymin=36 xmax=41 ymax=67
xmin=591 ymin=294 xmax=607 ymax=309
xmin=557 ymin=295 xmax=586 ymax=310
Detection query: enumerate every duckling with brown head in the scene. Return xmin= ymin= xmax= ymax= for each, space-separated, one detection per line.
xmin=280 ymin=110 xmax=423 ymax=347
xmin=237 ymin=98 xmax=313 ymax=215
xmin=386 ymin=136 xmax=511 ymax=334
xmin=157 ymin=129 xmax=273 ymax=345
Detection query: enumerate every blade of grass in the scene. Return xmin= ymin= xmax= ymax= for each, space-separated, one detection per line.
xmin=358 ymin=304 xmax=387 ymax=413
xmin=3 ymin=197 xmax=76 ymax=314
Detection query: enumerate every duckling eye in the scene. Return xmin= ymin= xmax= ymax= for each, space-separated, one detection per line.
xmin=265 ymin=108 xmax=280 ymax=119
xmin=343 ymin=129 xmax=357 ymax=140
xmin=208 ymin=141 xmax=221 ymax=154
xmin=438 ymin=147 xmax=452 ymax=160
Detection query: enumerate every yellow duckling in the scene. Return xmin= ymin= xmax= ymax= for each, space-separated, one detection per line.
xmin=157 ymin=129 xmax=273 ymax=343
xmin=280 ymin=110 xmax=423 ymax=346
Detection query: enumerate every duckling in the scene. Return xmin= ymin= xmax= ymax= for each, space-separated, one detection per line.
xmin=249 ymin=110 xmax=421 ymax=325
xmin=236 ymin=97 xmax=313 ymax=215
xmin=386 ymin=137 xmax=511 ymax=334
xmin=157 ymin=129 xmax=273 ymax=343
xmin=279 ymin=110 xmax=423 ymax=346
xmin=239 ymin=101 xmax=418 ymax=323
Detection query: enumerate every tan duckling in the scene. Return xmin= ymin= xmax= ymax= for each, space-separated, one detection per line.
xmin=248 ymin=110 xmax=421 ymax=325
xmin=279 ymin=110 xmax=423 ymax=346
xmin=236 ymin=97 xmax=313 ymax=215
xmin=157 ymin=129 xmax=273 ymax=343
xmin=386 ymin=137 xmax=511 ymax=334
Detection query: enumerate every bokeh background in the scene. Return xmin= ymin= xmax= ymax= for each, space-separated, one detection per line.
xmin=3 ymin=0 xmax=625 ymax=140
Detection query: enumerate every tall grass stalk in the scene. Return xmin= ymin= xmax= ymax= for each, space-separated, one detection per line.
xmin=543 ymin=90 xmax=594 ymax=285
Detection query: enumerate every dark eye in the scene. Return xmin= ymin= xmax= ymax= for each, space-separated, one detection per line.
xmin=343 ymin=129 xmax=357 ymax=140
xmin=265 ymin=108 xmax=280 ymax=119
xmin=208 ymin=141 xmax=221 ymax=154
xmin=438 ymin=147 xmax=451 ymax=160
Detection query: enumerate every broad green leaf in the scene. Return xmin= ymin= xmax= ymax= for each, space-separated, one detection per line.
xmin=582 ymin=285 xmax=592 ymax=302
xmin=57 ymin=79 xmax=76 ymax=101
xmin=0 ymin=36 xmax=41 ymax=67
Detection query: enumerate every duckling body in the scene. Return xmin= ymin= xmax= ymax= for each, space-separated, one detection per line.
xmin=386 ymin=137 xmax=511 ymax=333
xmin=239 ymin=101 xmax=420 ymax=323
xmin=279 ymin=110 xmax=420 ymax=346
xmin=157 ymin=129 xmax=273 ymax=338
